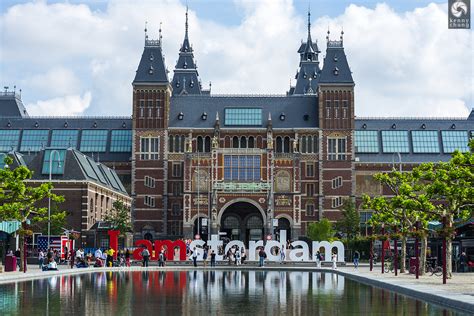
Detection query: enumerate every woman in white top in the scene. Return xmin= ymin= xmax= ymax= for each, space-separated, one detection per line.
xmin=332 ymin=252 xmax=337 ymax=270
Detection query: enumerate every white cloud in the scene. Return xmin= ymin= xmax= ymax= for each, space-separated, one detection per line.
xmin=27 ymin=92 xmax=92 ymax=116
xmin=1 ymin=0 xmax=472 ymax=117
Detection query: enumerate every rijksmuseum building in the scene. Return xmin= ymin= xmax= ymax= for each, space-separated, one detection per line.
xmin=1 ymin=11 xmax=473 ymax=243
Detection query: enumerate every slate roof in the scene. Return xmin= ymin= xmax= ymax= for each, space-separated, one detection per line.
xmin=133 ymin=40 xmax=169 ymax=84
xmin=169 ymin=95 xmax=319 ymax=129
xmin=319 ymin=41 xmax=354 ymax=84
xmin=0 ymin=92 xmax=29 ymax=117
xmin=27 ymin=148 xmax=128 ymax=195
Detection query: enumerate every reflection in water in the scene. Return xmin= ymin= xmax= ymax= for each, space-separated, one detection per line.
xmin=0 ymin=271 xmax=466 ymax=315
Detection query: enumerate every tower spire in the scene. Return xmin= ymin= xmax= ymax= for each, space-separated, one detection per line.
xmin=185 ymin=4 xmax=189 ymax=40
xmin=144 ymin=21 xmax=148 ymax=43
xmin=307 ymin=5 xmax=311 ymax=42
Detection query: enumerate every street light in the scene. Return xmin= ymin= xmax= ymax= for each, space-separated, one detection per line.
xmin=48 ymin=150 xmax=62 ymax=250
xmin=392 ymin=152 xmax=402 ymax=172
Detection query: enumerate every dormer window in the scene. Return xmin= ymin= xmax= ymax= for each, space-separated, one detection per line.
xmin=333 ymin=67 xmax=339 ymax=76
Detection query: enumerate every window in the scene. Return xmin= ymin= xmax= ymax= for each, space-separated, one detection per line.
xmin=100 ymin=238 xmax=109 ymax=248
xmin=306 ymin=183 xmax=314 ymax=196
xmin=441 ymin=131 xmax=469 ymax=153
xmin=144 ymin=196 xmax=155 ymax=207
xmin=172 ymin=204 xmax=181 ymax=216
xmin=381 ymin=131 xmax=409 ymax=153
xmin=172 ymin=182 xmax=183 ymax=196
xmin=42 ymin=149 xmax=67 ymax=175
xmin=144 ymin=176 xmax=155 ymax=188
xmin=332 ymin=197 xmax=343 ymax=208
xmin=283 ymin=137 xmax=290 ymax=153
xmin=140 ymin=136 xmax=160 ymax=160
xmin=306 ymin=204 xmax=315 ymax=216
xmin=328 ymin=138 xmax=346 ymax=160
xmin=300 ymin=135 xmax=318 ymax=153
xmin=224 ymin=108 xmax=262 ymax=126
xmin=110 ymin=130 xmax=132 ymax=152
xmin=80 ymin=130 xmax=108 ymax=152
xmin=197 ymin=136 xmax=211 ymax=152
xmin=354 ymin=130 xmax=379 ymax=153
xmin=248 ymin=136 xmax=255 ymax=148
xmin=359 ymin=211 xmax=373 ymax=225
xmin=306 ymin=163 xmax=314 ymax=177
xmin=172 ymin=162 xmax=182 ymax=177
xmin=0 ymin=130 xmax=20 ymax=151
xmin=50 ymin=130 xmax=79 ymax=149
xmin=20 ymin=130 xmax=49 ymax=152
xmin=170 ymin=221 xmax=182 ymax=236
xmin=232 ymin=136 xmax=239 ymax=148
xmin=342 ymin=100 xmax=348 ymax=107
xmin=334 ymin=100 xmax=339 ymax=107
xmin=223 ymin=155 xmax=261 ymax=181
xmin=332 ymin=176 xmax=343 ymax=189
xmin=276 ymin=136 xmax=283 ymax=153
xmin=411 ymin=131 xmax=439 ymax=153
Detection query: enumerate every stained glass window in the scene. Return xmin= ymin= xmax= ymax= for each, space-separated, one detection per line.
xmin=411 ymin=131 xmax=439 ymax=153
xmin=441 ymin=131 xmax=469 ymax=153
xmin=0 ymin=130 xmax=21 ymax=151
xmin=223 ymin=155 xmax=261 ymax=181
xmin=80 ymin=130 xmax=108 ymax=152
xmin=110 ymin=130 xmax=132 ymax=152
xmin=50 ymin=130 xmax=79 ymax=148
xmin=224 ymin=108 xmax=262 ymax=126
xmin=20 ymin=130 xmax=49 ymax=152
xmin=355 ymin=130 xmax=379 ymax=153
xmin=381 ymin=131 xmax=409 ymax=153
xmin=42 ymin=149 xmax=67 ymax=175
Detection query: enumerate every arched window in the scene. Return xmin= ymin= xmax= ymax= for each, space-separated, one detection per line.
xmin=248 ymin=136 xmax=255 ymax=148
xmin=283 ymin=136 xmax=290 ymax=153
xmin=168 ymin=135 xmax=174 ymax=152
xmin=276 ymin=136 xmax=283 ymax=153
xmin=204 ymin=136 xmax=211 ymax=152
xmin=180 ymin=135 xmax=185 ymax=152
xmin=313 ymin=136 xmax=318 ymax=153
xmin=246 ymin=216 xmax=263 ymax=229
xmin=232 ymin=136 xmax=239 ymax=148
xmin=197 ymin=136 xmax=204 ymax=152
xmin=240 ymin=136 xmax=247 ymax=148
xmin=301 ymin=136 xmax=307 ymax=153
xmin=308 ymin=136 xmax=313 ymax=153
xmin=223 ymin=216 xmax=239 ymax=229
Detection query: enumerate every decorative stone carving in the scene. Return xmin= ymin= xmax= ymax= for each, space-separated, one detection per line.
xmin=275 ymin=170 xmax=291 ymax=192
xmin=275 ymin=195 xmax=292 ymax=206
xmin=193 ymin=170 xmax=209 ymax=191
xmin=258 ymin=197 xmax=266 ymax=204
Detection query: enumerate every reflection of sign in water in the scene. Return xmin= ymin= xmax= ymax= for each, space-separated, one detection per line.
xmin=275 ymin=195 xmax=291 ymax=206
xmin=193 ymin=196 xmax=208 ymax=205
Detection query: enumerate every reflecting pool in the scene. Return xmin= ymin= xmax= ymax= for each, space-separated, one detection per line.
xmin=0 ymin=271 xmax=466 ymax=315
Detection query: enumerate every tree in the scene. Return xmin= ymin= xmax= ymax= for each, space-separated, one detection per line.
xmin=336 ymin=200 xmax=360 ymax=240
xmin=37 ymin=202 xmax=67 ymax=236
xmin=0 ymin=156 xmax=65 ymax=271
xmin=416 ymin=139 xmax=474 ymax=276
xmin=308 ymin=219 xmax=335 ymax=241
xmin=103 ymin=200 xmax=132 ymax=236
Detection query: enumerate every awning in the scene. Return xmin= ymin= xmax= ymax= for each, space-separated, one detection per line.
xmin=0 ymin=221 xmax=21 ymax=234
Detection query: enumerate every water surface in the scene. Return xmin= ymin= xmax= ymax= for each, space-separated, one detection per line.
xmin=0 ymin=270 xmax=466 ymax=315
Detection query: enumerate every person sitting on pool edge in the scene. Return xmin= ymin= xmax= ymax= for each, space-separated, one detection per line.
xmin=42 ymin=258 xmax=58 ymax=271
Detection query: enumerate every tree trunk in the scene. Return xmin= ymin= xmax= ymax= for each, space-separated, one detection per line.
xmin=420 ymin=235 xmax=427 ymax=276
xmin=401 ymin=236 xmax=407 ymax=273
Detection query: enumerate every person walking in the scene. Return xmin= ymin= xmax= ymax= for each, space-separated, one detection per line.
xmin=459 ymin=252 xmax=468 ymax=272
xmin=158 ymin=251 xmax=165 ymax=267
xmin=258 ymin=247 xmax=266 ymax=267
xmin=210 ymin=250 xmax=216 ymax=267
xmin=192 ymin=247 xmax=198 ymax=267
xmin=15 ymin=248 xmax=21 ymax=268
xmin=203 ymin=247 xmax=208 ymax=267
xmin=315 ymin=251 xmax=322 ymax=268
xmin=69 ymin=249 xmax=75 ymax=269
xmin=280 ymin=247 xmax=286 ymax=264
xmin=332 ymin=252 xmax=338 ymax=270
xmin=38 ymin=250 xmax=45 ymax=269
xmin=141 ymin=247 xmax=150 ymax=267
xmin=125 ymin=249 xmax=131 ymax=267
xmin=236 ymin=249 xmax=241 ymax=266
xmin=353 ymin=250 xmax=360 ymax=269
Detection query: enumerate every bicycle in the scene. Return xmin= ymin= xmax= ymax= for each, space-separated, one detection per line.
xmin=409 ymin=263 xmax=443 ymax=276
xmin=383 ymin=260 xmax=394 ymax=273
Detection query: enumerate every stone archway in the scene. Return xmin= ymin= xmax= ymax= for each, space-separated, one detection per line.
xmin=218 ymin=199 xmax=266 ymax=244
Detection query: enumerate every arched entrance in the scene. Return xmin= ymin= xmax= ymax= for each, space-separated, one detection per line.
xmin=219 ymin=201 xmax=265 ymax=244
xmin=276 ymin=217 xmax=291 ymax=241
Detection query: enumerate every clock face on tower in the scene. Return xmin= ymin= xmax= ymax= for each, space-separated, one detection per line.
xmin=275 ymin=171 xmax=291 ymax=192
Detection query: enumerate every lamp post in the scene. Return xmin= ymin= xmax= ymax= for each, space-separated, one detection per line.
xmin=392 ymin=152 xmax=402 ymax=172
xmin=48 ymin=150 xmax=62 ymax=250
xmin=442 ymin=212 xmax=447 ymax=284
xmin=394 ymin=224 xmax=398 ymax=276
xmin=381 ymin=223 xmax=385 ymax=274
xmin=415 ymin=219 xmax=420 ymax=279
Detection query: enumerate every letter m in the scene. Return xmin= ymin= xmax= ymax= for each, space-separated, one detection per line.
xmin=312 ymin=241 xmax=345 ymax=262
xmin=154 ymin=240 xmax=187 ymax=261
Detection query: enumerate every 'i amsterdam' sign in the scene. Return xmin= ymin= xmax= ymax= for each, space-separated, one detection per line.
xmin=108 ymin=230 xmax=345 ymax=262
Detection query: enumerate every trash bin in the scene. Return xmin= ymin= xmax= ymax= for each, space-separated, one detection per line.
xmin=5 ymin=254 xmax=17 ymax=272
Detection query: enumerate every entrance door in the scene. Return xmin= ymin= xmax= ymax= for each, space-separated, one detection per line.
xmin=220 ymin=201 xmax=264 ymax=244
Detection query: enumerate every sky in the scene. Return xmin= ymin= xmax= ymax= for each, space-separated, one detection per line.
xmin=0 ymin=0 xmax=472 ymax=117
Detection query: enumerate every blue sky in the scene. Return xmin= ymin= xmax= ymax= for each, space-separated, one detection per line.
xmin=0 ymin=0 xmax=472 ymax=117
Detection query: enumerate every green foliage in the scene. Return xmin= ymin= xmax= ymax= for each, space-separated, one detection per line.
xmin=335 ymin=200 xmax=360 ymax=240
xmin=308 ymin=219 xmax=335 ymax=241
xmin=0 ymin=156 xmax=65 ymax=228
xmin=37 ymin=202 xmax=68 ymax=235
xmin=103 ymin=200 xmax=132 ymax=236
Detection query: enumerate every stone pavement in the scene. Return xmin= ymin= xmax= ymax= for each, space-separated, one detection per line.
xmin=0 ymin=263 xmax=473 ymax=313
